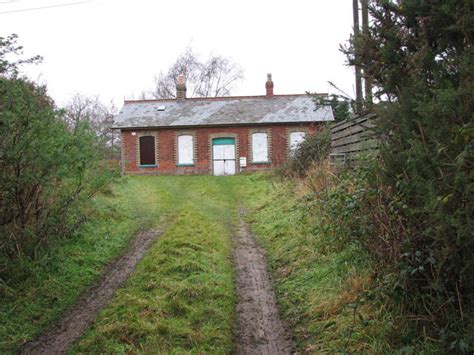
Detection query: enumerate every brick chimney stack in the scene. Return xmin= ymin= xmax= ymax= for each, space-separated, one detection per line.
xmin=265 ymin=73 xmax=274 ymax=98
xmin=176 ymin=74 xmax=187 ymax=100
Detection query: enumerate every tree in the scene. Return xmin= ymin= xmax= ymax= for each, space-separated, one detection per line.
xmin=0 ymin=35 xmax=112 ymax=259
xmin=62 ymin=94 xmax=120 ymax=159
xmin=344 ymin=1 xmax=474 ymax=351
xmin=0 ymin=34 xmax=42 ymax=77
xmin=309 ymin=82 xmax=354 ymax=121
xmin=145 ymin=47 xmax=243 ymax=99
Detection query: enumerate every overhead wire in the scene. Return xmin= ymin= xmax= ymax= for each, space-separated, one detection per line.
xmin=0 ymin=1 xmax=89 ymax=14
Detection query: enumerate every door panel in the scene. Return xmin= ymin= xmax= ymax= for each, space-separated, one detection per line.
xmin=213 ymin=145 xmax=225 ymax=160
xmin=212 ymin=138 xmax=236 ymax=176
xmin=224 ymin=145 xmax=235 ymax=160
xmin=213 ymin=160 xmax=225 ymax=176
xmin=224 ymin=160 xmax=235 ymax=175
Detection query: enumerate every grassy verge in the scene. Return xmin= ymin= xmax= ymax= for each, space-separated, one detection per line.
xmin=0 ymin=177 xmax=171 ymax=353
xmin=241 ymin=179 xmax=398 ymax=353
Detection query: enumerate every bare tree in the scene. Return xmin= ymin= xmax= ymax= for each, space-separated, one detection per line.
xmin=62 ymin=94 xmax=120 ymax=159
xmin=145 ymin=47 xmax=243 ymax=99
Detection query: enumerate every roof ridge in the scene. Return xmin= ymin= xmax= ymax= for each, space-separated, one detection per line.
xmin=123 ymin=93 xmax=327 ymax=105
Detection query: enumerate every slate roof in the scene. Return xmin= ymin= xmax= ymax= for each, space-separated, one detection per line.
xmin=113 ymin=94 xmax=334 ymax=129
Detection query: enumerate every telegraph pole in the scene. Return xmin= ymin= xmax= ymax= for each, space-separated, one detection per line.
xmin=353 ymin=0 xmax=363 ymax=114
xmin=361 ymin=0 xmax=372 ymax=107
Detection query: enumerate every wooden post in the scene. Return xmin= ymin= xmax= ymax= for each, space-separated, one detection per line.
xmin=353 ymin=0 xmax=363 ymax=114
xmin=361 ymin=0 xmax=372 ymax=107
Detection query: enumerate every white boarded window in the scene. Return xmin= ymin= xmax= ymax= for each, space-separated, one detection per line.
xmin=252 ymin=132 xmax=269 ymax=162
xmin=178 ymin=135 xmax=194 ymax=165
xmin=289 ymin=131 xmax=306 ymax=152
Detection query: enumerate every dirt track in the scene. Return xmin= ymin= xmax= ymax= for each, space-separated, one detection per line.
xmin=20 ymin=209 xmax=291 ymax=354
xmin=233 ymin=210 xmax=293 ymax=355
xmin=21 ymin=228 xmax=164 ymax=355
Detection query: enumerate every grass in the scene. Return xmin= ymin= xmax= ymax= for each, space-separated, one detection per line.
xmin=0 ymin=174 xmax=271 ymax=354
xmin=70 ymin=175 xmax=257 ymax=353
xmin=0 ymin=176 xmax=170 ymax=352
xmin=0 ymin=174 xmax=269 ymax=353
xmin=242 ymin=179 xmax=399 ymax=353
xmin=1 ymin=173 xmax=421 ymax=353
xmin=72 ymin=209 xmax=234 ymax=352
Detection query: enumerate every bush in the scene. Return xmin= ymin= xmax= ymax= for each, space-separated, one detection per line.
xmin=0 ymin=76 xmax=114 ymax=258
xmin=340 ymin=2 xmax=474 ymax=350
xmin=281 ymin=126 xmax=331 ymax=177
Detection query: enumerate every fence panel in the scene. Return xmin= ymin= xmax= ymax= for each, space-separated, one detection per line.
xmin=330 ymin=113 xmax=378 ymax=165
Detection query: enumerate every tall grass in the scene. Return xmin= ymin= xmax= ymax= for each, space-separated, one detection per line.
xmin=243 ymin=169 xmax=402 ymax=353
xmin=244 ymin=134 xmax=442 ymax=352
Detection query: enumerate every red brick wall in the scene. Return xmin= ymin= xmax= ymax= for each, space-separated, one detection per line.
xmin=120 ymin=124 xmax=319 ymax=175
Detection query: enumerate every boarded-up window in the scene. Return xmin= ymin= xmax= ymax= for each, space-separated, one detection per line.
xmin=252 ymin=132 xmax=269 ymax=162
xmin=289 ymin=131 xmax=306 ymax=152
xmin=178 ymin=135 xmax=194 ymax=165
xmin=139 ymin=136 xmax=156 ymax=165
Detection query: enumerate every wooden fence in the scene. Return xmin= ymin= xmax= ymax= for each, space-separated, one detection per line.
xmin=330 ymin=113 xmax=379 ymax=165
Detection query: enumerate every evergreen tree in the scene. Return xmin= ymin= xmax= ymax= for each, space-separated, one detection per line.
xmin=345 ymin=1 xmax=473 ymax=351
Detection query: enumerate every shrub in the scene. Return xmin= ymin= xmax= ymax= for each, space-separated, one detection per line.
xmin=0 ymin=76 xmax=114 ymax=258
xmin=281 ymin=126 xmax=331 ymax=177
xmin=341 ymin=2 xmax=474 ymax=350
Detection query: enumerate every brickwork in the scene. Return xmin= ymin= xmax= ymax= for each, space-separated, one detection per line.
xmin=120 ymin=123 xmax=319 ymax=175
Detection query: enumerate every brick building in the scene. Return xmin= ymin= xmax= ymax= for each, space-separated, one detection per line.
xmin=113 ymin=74 xmax=334 ymax=175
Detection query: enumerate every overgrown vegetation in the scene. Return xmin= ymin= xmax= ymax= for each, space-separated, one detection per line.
xmin=343 ymin=1 xmax=474 ymax=351
xmin=0 ymin=34 xmax=121 ymax=351
xmin=278 ymin=1 xmax=473 ymax=351
xmin=270 ymin=141 xmax=445 ymax=351
xmin=279 ymin=125 xmax=331 ymax=177
xmin=0 ymin=177 xmax=166 ymax=352
xmin=245 ymin=171 xmax=429 ymax=353
xmin=0 ymin=34 xmax=115 ymax=259
xmin=62 ymin=94 xmax=120 ymax=160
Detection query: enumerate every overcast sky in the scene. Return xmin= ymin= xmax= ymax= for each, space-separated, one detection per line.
xmin=1 ymin=0 xmax=356 ymax=107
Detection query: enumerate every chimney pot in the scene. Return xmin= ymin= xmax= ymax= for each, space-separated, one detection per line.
xmin=176 ymin=74 xmax=187 ymax=100
xmin=265 ymin=73 xmax=274 ymax=98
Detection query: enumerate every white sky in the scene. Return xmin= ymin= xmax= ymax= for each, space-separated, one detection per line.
xmin=0 ymin=0 xmax=356 ymax=107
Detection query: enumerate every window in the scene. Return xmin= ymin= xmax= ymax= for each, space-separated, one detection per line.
xmin=289 ymin=131 xmax=306 ymax=152
xmin=178 ymin=134 xmax=194 ymax=165
xmin=252 ymin=132 xmax=269 ymax=163
xmin=139 ymin=136 xmax=156 ymax=165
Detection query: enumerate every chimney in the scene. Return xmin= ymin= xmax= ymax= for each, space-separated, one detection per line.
xmin=176 ymin=74 xmax=187 ymax=100
xmin=265 ymin=73 xmax=274 ymax=98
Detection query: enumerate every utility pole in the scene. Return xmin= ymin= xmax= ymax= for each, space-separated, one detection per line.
xmin=361 ymin=0 xmax=372 ymax=108
xmin=353 ymin=0 xmax=363 ymax=114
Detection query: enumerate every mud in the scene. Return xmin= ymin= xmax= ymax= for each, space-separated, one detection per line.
xmin=21 ymin=227 xmax=164 ymax=355
xmin=233 ymin=210 xmax=293 ymax=355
